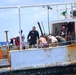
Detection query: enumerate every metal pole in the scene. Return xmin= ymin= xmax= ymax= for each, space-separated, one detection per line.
xmin=47 ymin=6 xmax=50 ymax=34
xmin=57 ymin=5 xmax=59 ymax=19
xmin=4 ymin=30 xmax=9 ymax=46
xmin=18 ymin=6 xmax=22 ymax=50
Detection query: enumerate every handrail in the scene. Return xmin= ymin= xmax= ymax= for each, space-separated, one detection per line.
xmin=0 ymin=2 xmax=75 ymax=9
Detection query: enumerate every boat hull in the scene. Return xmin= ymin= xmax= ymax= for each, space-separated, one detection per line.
xmin=0 ymin=64 xmax=76 ymax=75
xmin=9 ymin=44 xmax=76 ymax=69
xmin=1 ymin=44 xmax=76 ymax=75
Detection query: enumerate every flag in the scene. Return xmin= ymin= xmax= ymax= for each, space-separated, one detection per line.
xmin=61 ymin=11 xmax=67 ymax=17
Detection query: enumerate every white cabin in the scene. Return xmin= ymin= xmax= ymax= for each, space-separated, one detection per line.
xmin=51 ymin=20 xmax=76 ymax=38
xmin=48 ymin=2 xmax=76 ymax=40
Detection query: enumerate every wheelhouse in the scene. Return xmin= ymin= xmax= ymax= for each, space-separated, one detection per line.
xmin=51 ymin=19 xmax=76 ymax=39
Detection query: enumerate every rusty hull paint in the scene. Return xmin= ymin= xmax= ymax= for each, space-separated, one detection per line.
xmin=67 ymin=44 xmax=76 ymax=62
xmin=67 ymin=44 xmax=76 ymax=51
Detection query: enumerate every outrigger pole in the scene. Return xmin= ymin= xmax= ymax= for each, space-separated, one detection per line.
xmin=41 ymin=21 xmax=45 ymax=34
xmin=37 ymin=22 xmax=44 ymax=36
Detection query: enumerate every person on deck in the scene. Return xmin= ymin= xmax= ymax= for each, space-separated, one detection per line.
xmin=15 ymin=30 xmax=25 ymax=49
xmin=47 ymin=34 xmax=58 ymax=46
xmin=61 ymin=26 xmax=67 ymax=38
xmin=38 ymin=35 xmax=48 ymax=48
xmin=65 ymin=31 xmax=73 ymax=45
xmin=27 ymin=26 xmax=39 ymax=47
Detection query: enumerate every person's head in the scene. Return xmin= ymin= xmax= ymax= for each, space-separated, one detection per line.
xmin=21 ymin=30 xmax=23 ymax=33
xmin=32 ymin=26 xmax=36 ymax=31
xmin=62 ymin=26 xmax=66 ymax=30
xmin=19 ymin=30 xmax=23 ymax=34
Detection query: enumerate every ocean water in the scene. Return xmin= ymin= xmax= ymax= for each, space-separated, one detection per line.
xmin=0 ymin=42 xmax=10 ymax=46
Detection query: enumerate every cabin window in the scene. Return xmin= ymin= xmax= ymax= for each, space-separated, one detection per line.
xmin=52 ymin=22 xmax=75 ymax=40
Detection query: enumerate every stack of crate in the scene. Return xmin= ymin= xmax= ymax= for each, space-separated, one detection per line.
xmin=0 ymin=50 xmax=3 ymax=59
xmin=7 ymin=50 xmax=10 ymax=63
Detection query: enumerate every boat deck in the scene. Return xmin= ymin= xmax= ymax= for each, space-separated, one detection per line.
xmin=0 ymin=59 xmax=10 ymax=68
xmin=0 ymin=59 xmax=10 ymax=73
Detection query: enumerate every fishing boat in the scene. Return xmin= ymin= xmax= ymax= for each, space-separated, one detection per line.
xmin=0 ymin=2 xmax=76 ymax=75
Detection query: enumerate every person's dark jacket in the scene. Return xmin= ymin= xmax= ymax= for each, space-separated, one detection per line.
xmin=27 ymin=30 xmax=39 ymax=45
